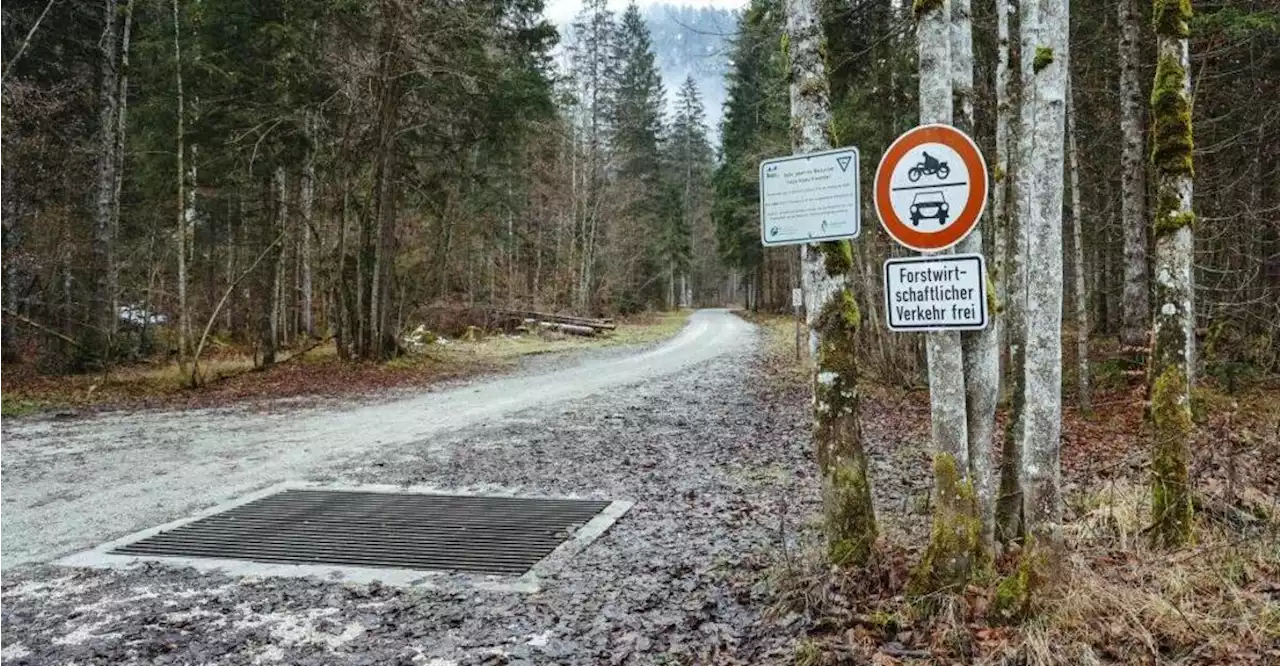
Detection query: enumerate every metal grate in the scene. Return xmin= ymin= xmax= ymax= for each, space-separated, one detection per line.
xmin=111 ymin=489 xmax=613 ymax=576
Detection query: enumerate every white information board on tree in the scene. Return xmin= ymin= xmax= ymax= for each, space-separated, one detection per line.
xmin=883 ymin=254 xmax=988 ymax=331
xmin=759 ymin=147 xmax=860 ymax=246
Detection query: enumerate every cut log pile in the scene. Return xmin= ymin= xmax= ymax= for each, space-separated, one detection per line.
xmin=485 ymin=307 xmax=616 ymax=337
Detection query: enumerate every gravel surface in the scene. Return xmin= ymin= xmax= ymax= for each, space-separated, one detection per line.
xmin=1 ymin=310 xmax=824 ymax=665
xmin=0 ymin=310 xmax=752 ymax=569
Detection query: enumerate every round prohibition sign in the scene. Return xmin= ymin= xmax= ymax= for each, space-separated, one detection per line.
xmin=874 ymin=124 xmax=988 ymax=252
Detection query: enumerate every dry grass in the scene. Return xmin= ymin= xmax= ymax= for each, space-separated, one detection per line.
xmin=1 ymin=310 xmax=694 ymax=415
xmin=1003 ymin=479 xmax=1280 ymax=665
xmin=750 ymin=329 xmax=1280 ymax=665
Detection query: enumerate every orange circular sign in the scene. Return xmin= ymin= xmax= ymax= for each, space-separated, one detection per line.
xmin=874 ymin=124 xmax=988 ymax=252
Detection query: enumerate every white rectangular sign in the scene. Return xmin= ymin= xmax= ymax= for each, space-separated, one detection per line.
xmin=883 ymin=254 xmax=988 ymax=332
xmin=792 ymin=288 xmax=803 ymax=308
xmin=759 ymin=147 xmax=860 ymax=246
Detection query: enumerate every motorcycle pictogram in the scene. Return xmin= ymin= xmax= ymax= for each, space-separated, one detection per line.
xmin=907 ymin=151 xmax=951 ymax=182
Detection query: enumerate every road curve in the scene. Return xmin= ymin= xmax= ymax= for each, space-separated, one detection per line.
xmin=0 ymin=309 xmax=754 ymax=569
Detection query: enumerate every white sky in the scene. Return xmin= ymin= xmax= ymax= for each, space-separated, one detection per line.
xmin=544 ymin=0 xmax=748 ymax=26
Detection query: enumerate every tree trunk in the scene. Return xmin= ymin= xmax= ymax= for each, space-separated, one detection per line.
xmin=1067 ymin=75 xmax=1091 ymax=414
xmin=993 ymin=0 xmax=1014 ymax=403
xmin=111 ymin=0 xmax=134 ymax=331
xmin=88 ymin=0 xmax=121 ymax=365
xmin=1 ymin=198 xmax=17 ymax=363
xmin=785 ymin=0 xmax=879 ymax=564
xmin=335 ymin=188 xmax=351 ymax=360
xmin=301 ymin=115 xmax=315 ymax=338
xmin=173 ymin=0 xmax=189 ymax=373
xmin=911 ymin=0 xmax=979 ymax=594
xmin=952 ymin=0 xmax=997 ymax=557
xmin=264 ymin=167 xmax=286 ymax=367
xmin=1020 ymin=0 xmax=1068 ymax=553
xmin=1118 ymin=0 xmax=1149 ymax=349
xmin=1148 ymin=0 xmax=1195 ymax=548
xmin=997 ymin=0 xmax=1034 ymax=549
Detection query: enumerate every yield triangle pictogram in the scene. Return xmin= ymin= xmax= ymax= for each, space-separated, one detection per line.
xmin=836 ymin=155 xmax=852 ymax=172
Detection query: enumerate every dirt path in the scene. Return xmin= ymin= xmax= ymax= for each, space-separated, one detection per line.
xmin=0 ymin=308 xmax=836 ymax=665
xmin=0 ymin=310 xmax=753 ymax=570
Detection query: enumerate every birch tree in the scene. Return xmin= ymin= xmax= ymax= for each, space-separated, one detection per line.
xmin=911 ymin=0 xmax=979 ymax=592
xmin=1148 ymin=0 xmax=1195 ymax=547
xmin=1020 ymin=0 xmax=1068 ymax=555
xmin=1118 ymin=0 xmax=1149 ymax=349
xmin=785 ymin=0 xmax=876 ymax=567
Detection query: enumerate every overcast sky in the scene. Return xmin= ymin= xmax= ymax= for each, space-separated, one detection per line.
xmin=544 ymin=0 xmax=747 ymax=26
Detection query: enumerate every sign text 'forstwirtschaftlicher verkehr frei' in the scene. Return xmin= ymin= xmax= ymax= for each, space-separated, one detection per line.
xmin=883 ymin=254 xmax=988 ymax=332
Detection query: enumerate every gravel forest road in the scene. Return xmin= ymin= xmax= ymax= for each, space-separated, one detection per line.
xmin=1 ymin=309 xmax=753 ymax=570
xmin=1 ymin=307 xmax=837 ymax=666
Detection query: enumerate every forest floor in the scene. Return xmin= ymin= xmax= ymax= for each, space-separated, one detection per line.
xmin=741 ymin=314 xmax=1280 ymax=665
xmin=1 ymin=311 xmax=1276 ymax=665
xmin=0 ymin=310 xmax=692 ymax=418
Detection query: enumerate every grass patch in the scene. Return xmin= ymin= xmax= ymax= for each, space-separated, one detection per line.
xmin=0 ymin=395 xmax=46 ymax=417
xmin=734 ymin=310 xmax=812 ymax=382
xmin=0 ymin=310 xmax=694 ymax=416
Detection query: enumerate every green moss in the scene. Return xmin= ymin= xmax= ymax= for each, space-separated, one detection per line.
xmin=813 ymin=286 xmax=877 ymax=568
xmin=1033 ymin=46 xmax=1054 ymax=73
xmin=908 ymin=454 xmax=982 ymax=597
xmin=993 ymin=164 xmax=1006 ymax=183
xmin=0 ymin=396 xmax=45 ymax=418
xmin=1150 ymin=54 xmax=1194 ymax=177
xmin=1150 ymin=365 xmax=1194 ymax=547
xmin=821 ymin=240 xmax=854 ymax=276
xmin=991 ymin=544 xmax=1047 ymax=623
xmin=826 ymin=459 xmax=877 ymax=566
xmin=1153 ymin=210 xmax=1195 ymax=238
xmin=912 ymin=0 xmax=943 ymax=19
xmin=779 ymin=32 xmax=790 ymax=60
xmin=1153 ymin=0 xmax=1192 ymax=37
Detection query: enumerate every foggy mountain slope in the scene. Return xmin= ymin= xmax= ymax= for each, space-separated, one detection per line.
xmin=641 ymin=4 xmax=737 ymax=138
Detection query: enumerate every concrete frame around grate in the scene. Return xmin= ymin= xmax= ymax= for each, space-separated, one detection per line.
xmin=57 ymin=482 xmax=633 ymax=592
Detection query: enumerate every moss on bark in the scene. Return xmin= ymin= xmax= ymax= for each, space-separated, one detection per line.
xmin=1151 ymin=54 xmax=1193 ymax=177
xmin=1153 ymin=210 xmax=1195 ymax=239
xmin=909 ymin=453 xmax=981 ymax=596
xmin=912 ymin=0 xmax=944 ymax=19
xmin=1153 ymin=0 xmax=1192 ymax=37
xmin=1033 ymin=46 xmax=1054 ymax=73
xmin=812 ymin=267 xmax=876 ymax=567
xmin=1150 ymin=365 xmax=1193 ymax=546
xmin=991 ymin=541 xmax=1050 ymax=622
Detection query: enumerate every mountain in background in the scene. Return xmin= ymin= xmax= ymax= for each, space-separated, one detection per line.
xmin=641 ymin=4 xmax=737 ymax=140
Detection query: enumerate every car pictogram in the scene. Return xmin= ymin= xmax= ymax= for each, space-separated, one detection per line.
xmin=909 ymin=191 xmax=949 ymax=227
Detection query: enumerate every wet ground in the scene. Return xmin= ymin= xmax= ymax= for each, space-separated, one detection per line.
xmin=1 ymin=310 xmax=931 ymax=665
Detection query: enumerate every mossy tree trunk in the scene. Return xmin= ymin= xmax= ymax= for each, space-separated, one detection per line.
xmin=1019 ymin=0 xmax=1068 ymax=552
xmin=910 ymin=0 xmax=980 ymax=593
xmin=1148 ymin=0 xmax=1195 ymax=548
xmin=785 ymin=0 xmax=877 ymax=567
